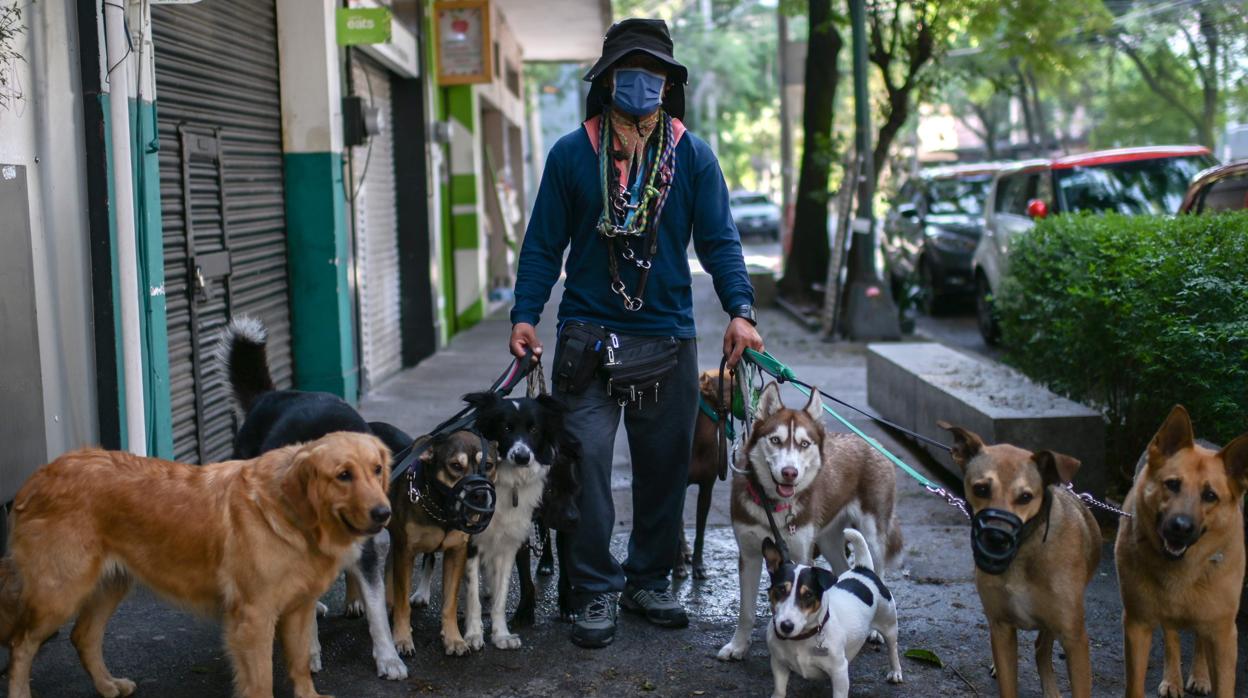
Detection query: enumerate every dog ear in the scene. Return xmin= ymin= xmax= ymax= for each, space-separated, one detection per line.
xmin=281 ymin=446 xmax=321 ymax=531
xmin=1032 ymin=450 xmax=1081 ymax=487
xmin=938 ymin=421 xmax=984 ymax=472
xmin=761 ymin=537 xmax=785 ymax=577
xmin=757 ymin=382 xmax=784 ymax=420
xmin=1218 ymin=434 xmax=1248 ymax=496
xmin=802 ymin=388 xmax=824 ymax=424
xmin=809 ymin=567 xmax=838 ymax=595
xmin=463 ymin=391 xmax=501 ymax=410
xmin=1149 ymin=405 xmax=1195 ymax=464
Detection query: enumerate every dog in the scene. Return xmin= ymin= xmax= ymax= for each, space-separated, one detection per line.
xmin=459 ymin=390 xmax=580 ymax=650
xmin=221 ymin=316 xmax=409 ymax=680
xmin=675 ymin=369 xmax=729 ymax=580
xmin=1115 ymin=405 xmax=1248 ymax=698
xmin=763 ymin=529 xmax=903 ymax=698
xmin=388 ymin=429 xmax=497 ymax=656
xmin=940 ymin=421 xmax=1101 ymax=698
xmin=718 ymin=381 xmax=902 ymax=662
xmin=0 ymin=432 xmax=390 ymax=698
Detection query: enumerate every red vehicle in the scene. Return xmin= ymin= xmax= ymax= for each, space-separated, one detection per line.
xmin=1180 ymin=160 xmax=1248 ymax=213
xmin=973 ymin=145 xmax=1216 ymax=343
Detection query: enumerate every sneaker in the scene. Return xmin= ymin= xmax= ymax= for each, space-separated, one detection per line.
xmin=570 ymin=593 xmax=617 ymax=649
xmin=620 ymin=586 xmax=689 ymax=628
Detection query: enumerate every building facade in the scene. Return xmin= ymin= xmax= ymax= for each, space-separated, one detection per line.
xmin=0 ymin=0 xmax=607 ymax=495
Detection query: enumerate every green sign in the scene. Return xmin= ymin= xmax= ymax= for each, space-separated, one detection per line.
xmin=337 ymin=7 xmax=392 ymax=46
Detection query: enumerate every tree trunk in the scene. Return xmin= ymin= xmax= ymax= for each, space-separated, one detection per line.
xmin=779 ymin=0 xmax=842 ymax=303
xmin=871 ymin=89 xmax=910 ymax=192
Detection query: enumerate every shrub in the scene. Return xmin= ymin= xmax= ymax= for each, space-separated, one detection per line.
xmin=997 ymin=211 xmax=1248 ymax=490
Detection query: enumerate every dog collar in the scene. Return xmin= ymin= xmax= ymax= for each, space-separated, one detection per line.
xmin=774 ymin=608 xmax=829 ymax=642
xmin=698 ymin=394 xmax=736 ymax=440
xmin=745 ymin=478 xmax=792 ymax=513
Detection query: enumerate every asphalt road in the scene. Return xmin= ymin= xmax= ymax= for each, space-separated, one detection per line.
xmin=5 ymin=240 xmax=1246 ymax=697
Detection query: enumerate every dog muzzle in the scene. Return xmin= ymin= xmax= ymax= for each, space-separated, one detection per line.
xmin=971 ymin=508 xmax=1025 ymax=575
xmin=436 ymin=474 xmax=496 ymax=534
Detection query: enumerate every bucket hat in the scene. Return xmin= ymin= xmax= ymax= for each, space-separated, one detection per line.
xmin=583 ymin=18 xmax=687 ymax=119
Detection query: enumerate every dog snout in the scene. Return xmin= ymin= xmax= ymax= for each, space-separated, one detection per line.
xmin=778 ymin=620 xmax=794 ymax=635
xmin=1163 ymin=514 xmax=1196 ymax=541
xmin=512 ymin=447 xmax=531 ymax=465
xmin=370 ymin=505 xmax=392 ymax=525
xmin=780 ymin=467 xmax=798 ymax=482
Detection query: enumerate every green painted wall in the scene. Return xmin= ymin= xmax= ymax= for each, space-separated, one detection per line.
xmin=99 ymin=92 xmax=128 ymax=452
xmin=132 ymin=98 xmax=173 ymax=458
xmin=283 ymin=151 xmax=358 ymax=402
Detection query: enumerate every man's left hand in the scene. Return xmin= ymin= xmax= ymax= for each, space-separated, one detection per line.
xmin=723 ymin=318 xmax=764 ymax=369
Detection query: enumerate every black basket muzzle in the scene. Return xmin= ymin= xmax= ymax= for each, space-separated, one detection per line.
xmin=437 ymin=474 xmax=496 ymax=535
xmin=971 ymin=508 xmax=1024 ymax=575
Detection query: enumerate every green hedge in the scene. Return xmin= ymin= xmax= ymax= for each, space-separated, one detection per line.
xmin=997 ymin=211 xmax=1248 ymax=489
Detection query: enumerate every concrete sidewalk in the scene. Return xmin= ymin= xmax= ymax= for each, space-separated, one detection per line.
xmin=9 ymin=256 xmax=1247 ymax=697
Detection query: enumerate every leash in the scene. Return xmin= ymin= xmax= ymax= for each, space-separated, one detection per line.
xmin=388 ymin=350 xmax=538 ymax=485
xmin=736 ymin=349 xmax=1130 ymax=521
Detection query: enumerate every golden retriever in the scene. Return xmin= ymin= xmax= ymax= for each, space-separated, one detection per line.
xmin=0 ymin=431 xmax=391 ymax=698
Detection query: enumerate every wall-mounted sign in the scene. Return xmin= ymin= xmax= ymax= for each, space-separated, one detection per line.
xmin=337 ymin=7 xmax=393 ymax=46
xmin=435 ymin=0 xmax=492 ymax=86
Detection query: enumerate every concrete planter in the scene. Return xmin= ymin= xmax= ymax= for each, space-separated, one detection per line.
xmin=867 ymin=342 xmax=1108 ymax=497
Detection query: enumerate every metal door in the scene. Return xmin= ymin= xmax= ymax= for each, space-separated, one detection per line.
xmin=153 ymin=0 xmax=293 ymax=463
xmin=350 ymin=56 xmax=403 ymax=391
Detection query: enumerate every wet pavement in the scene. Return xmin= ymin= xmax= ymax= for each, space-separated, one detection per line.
xmin=7 ymin=242 xmax=1248 ymax=696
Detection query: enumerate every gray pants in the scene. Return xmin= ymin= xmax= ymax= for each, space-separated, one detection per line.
xmin=554 ymin=337 xmax=698 ymax=597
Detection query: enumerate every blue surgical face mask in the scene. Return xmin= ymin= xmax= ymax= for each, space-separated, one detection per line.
xmin=612 ymin=68 xmax=666 ymax=117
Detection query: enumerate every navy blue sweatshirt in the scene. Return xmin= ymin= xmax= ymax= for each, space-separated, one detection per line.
xmin=510 ymin=119 xmax=754 ymax=338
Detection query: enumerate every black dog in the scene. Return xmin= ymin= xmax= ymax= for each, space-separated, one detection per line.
xmin=220 ymin=316 xmax=411 ymax=680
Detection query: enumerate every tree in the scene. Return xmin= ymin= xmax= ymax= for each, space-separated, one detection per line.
xmin=779 ymin=0 xmax=844 ymax=303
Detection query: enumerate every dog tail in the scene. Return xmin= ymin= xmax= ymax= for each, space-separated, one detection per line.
xmin=216 ymin=315 xmax=275 ymax=414
xmin=0 ymin=556 xmax=24 ymax=645
xmin=885 ymin=516 xmax=904 ymax=567
xmin=843 ymin=528 xmax=876 ymax=572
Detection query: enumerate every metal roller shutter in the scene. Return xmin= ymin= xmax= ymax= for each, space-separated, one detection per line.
xmin=153 ymin=0 xmax=293 ymax=464
xmin=350 ymin=56 xmax=403 ymax=391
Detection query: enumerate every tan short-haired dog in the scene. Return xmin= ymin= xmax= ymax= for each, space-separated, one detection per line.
xmin=1115 ymin=405 xmax=1248 ymax=698
xmin=0 ymin=431 xmax=392 ymax=698
xmin=940 ymin=422 xmax=1101 ymax=698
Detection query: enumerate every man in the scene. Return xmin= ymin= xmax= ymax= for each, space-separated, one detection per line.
xmin=509 ymin=18 xmax=763 ymax=649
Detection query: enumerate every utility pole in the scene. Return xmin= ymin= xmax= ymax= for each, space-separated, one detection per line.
xmin=843 ymin=0 xmax=900 ymax=340
xmin=699 ymin=0 xmax=719 ymax=152
xmin=777 ymin=8 xmax=793 ymax=243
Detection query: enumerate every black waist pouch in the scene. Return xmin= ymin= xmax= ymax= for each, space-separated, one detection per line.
xmin=554 ymin=321 xmax=607 ymax=395
xmin=602 ymin=331 xmax=679 ymax=403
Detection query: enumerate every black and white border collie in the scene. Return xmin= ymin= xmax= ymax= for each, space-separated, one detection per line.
xmin=459 ymin=390 xmax=580 ymax=649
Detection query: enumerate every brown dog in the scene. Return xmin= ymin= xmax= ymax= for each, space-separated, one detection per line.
xmin=675 ymin=369 xmax=729 ymax=580
xmin=0 ymin=431 xmax=391 ymax=698
xmin=1115 ymin=405 xmax=1248 ymax=698
xmin=388 ymin=430 xmax=496 ymax=657
xmin=940 ymin=422 xmax=1100 ymax=698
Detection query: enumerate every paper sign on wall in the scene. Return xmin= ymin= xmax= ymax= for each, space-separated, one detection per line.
xmin=337 ymin=7 xmax=392 ymax=46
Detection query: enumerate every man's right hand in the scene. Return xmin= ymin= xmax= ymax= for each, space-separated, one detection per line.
xmin=509 ymin=322 xmax=543 ymax=361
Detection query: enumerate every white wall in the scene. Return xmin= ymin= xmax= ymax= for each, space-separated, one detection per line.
xmin=0 ymin=0 xmax=99 ymax=459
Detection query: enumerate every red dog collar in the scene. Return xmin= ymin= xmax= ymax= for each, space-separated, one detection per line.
xmin=746 ymin=479 xmax=792 ymax=513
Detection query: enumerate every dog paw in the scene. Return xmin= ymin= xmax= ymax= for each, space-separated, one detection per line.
xmin=1185 ymin=676 xmax=1212 ymax=696
xmin=717 ymin=640 xmax=748 ymax=661
xmin=315 ymin=601 xmax=329 ymax=617
xmin=465 ymin=630 xmax=484 ymax=651
xmin=1157 ymin=679 xmax=1184 ymax=698
xmin=409 ymin=590 xmax=431 ymax=608
xmin=673 ymin=563 xmax=689 ymax=579
xmin=537 ymin=562 xmax=555 ymax=576
xmin=394 ymin=636 xmax=416 ymax=657
xmin=309 ymin=650 xmax=322 ymax=674
xmin=443 ymin=637 xmax=471 ymax=657
xmin=510 ymin=608 xmax=535 ymax=628
xmin=492 ymin=632 xmax=522 ymax=650
xmin=692 ymin=565 xmax=709 ymax=580
xmin=886 ymin=670 xmax=904 ymax=684
xmin=374 ymin=654 xmax=408 ymax=681
xmin=867 ymin=630 xmax=884 ymax=645
xmin=344 ymin=600 xmax=365 ymax=618
xmin=96 ymin=677 xmax=137 ymax=697
xmin=989 ymin=663 xmax=996 ymax=678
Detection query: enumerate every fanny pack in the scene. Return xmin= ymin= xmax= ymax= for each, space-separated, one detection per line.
xmin=554 ymin=321 xmax=679 ymax=404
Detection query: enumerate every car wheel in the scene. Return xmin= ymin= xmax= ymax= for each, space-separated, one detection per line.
xmin=976 ymin=273 xmax=1000 ymax=345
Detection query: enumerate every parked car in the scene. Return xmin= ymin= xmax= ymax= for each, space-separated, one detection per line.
xmin=1180 ymin=160 xmax=1248 ymax=213
xmin=882 ymin=163 xmax=1003 ymax=314
xmin=729 ymin=191 xmax=781 ymax=240
xmin=973 ymin=145 xmax=1215 ymax=344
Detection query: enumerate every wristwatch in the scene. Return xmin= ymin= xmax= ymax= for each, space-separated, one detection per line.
xmin=729 ymin=304 xmax=757 ymax=326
